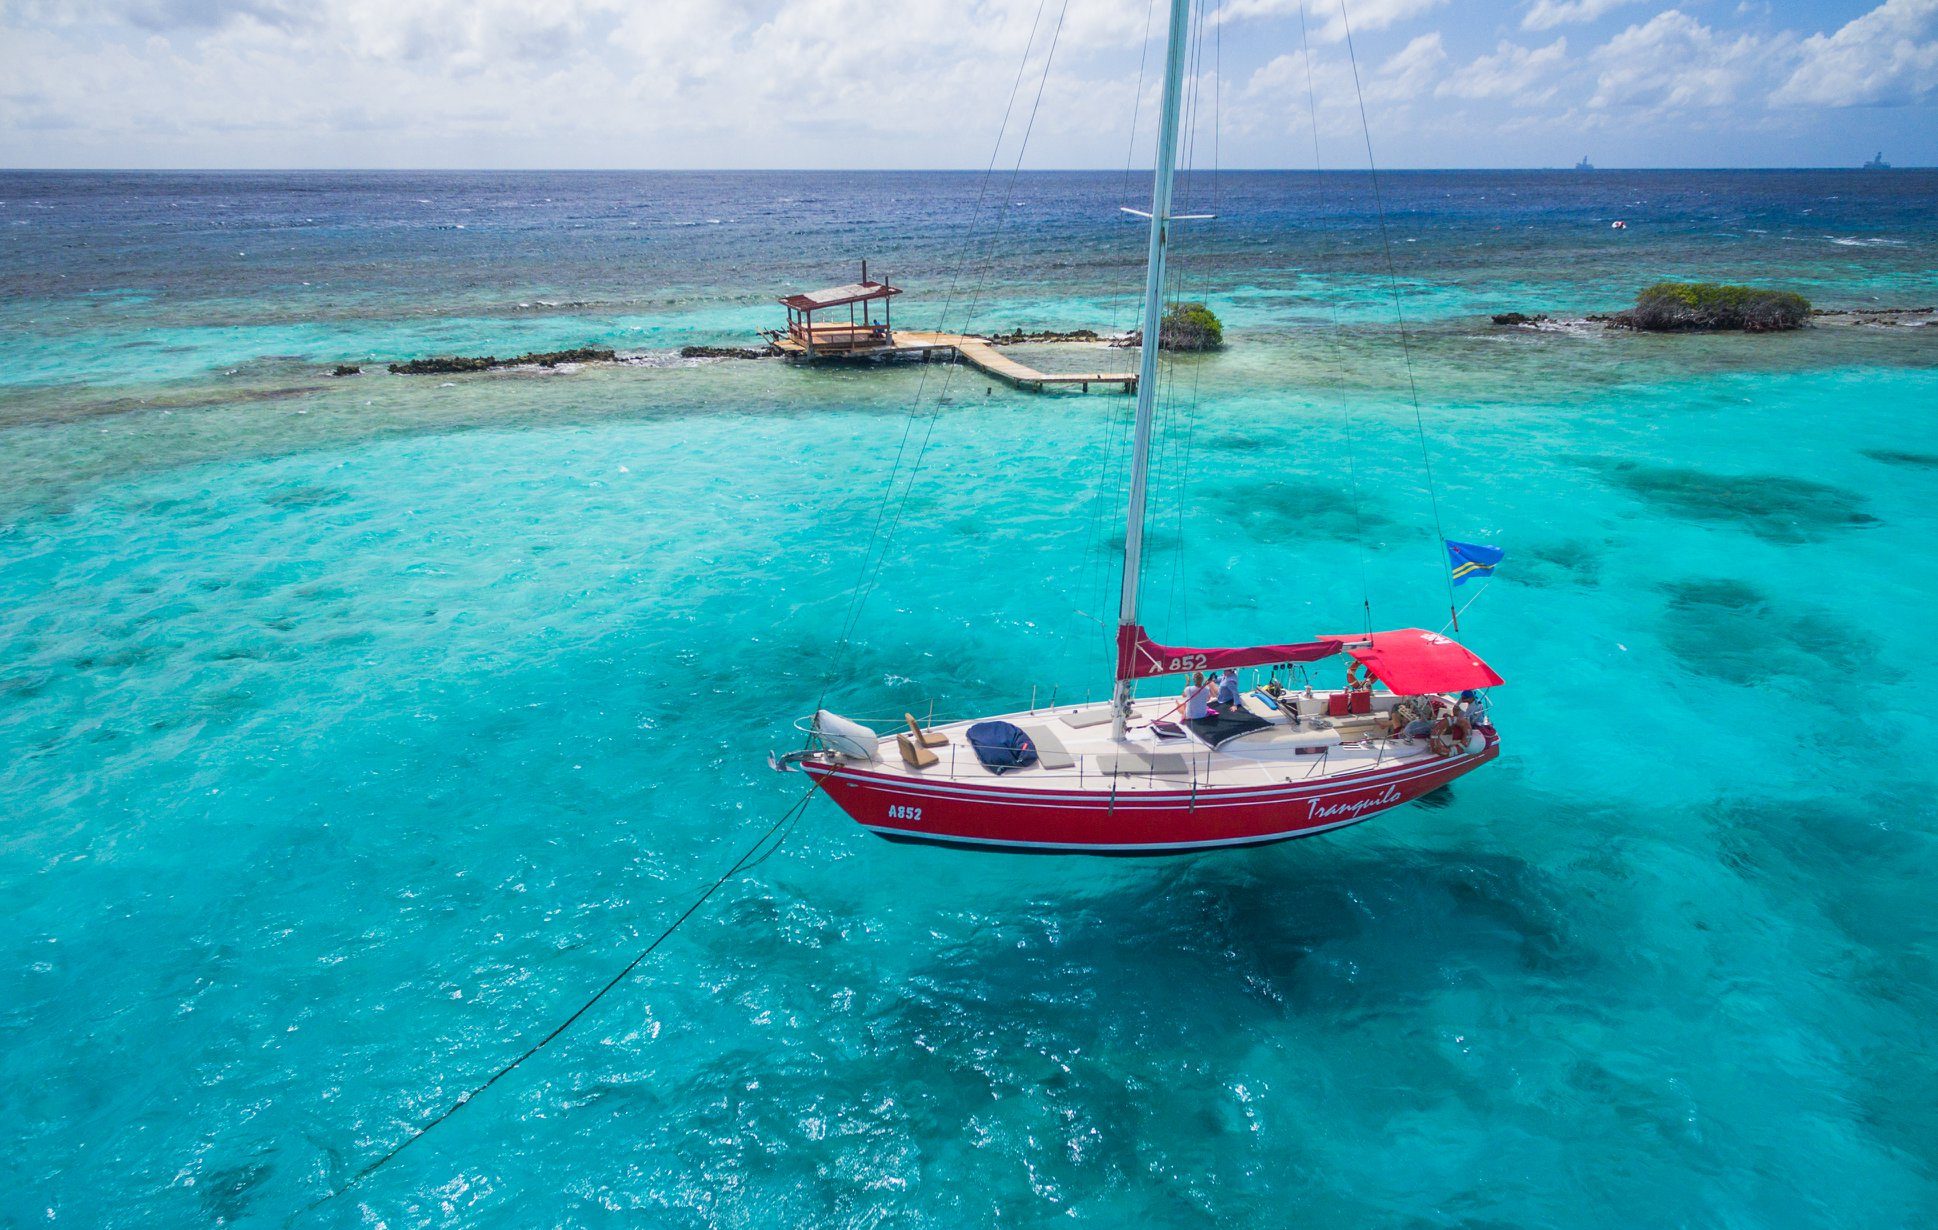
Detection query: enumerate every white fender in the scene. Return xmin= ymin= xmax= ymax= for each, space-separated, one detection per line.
xmin=814 ymin=710 xmax=881 ymax=761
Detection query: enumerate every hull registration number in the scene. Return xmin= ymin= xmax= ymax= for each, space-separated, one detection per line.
xmin=886 ymin=804 xmax=923 ymax=822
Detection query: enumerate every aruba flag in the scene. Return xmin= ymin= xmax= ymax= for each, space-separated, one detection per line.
xmin=1446 ymin=540 xmax=1505 ymax=586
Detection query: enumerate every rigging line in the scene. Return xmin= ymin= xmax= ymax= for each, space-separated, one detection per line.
xmin=1212 ymin=0 xmax=1221 ymax=216
xmin=1112 ymin=0 xmax=1159 ymax=336
xmin=938 ymin=0 xmax=1070 ymax=357
xmin=1176 ymin=0 xmax=1209 ymax=215
xmin=298 ymin=784 xmax=820 ymax=1220
xmin=1438 ymin=576 xmax=1493 ymax=633
xmin=1165 ymin=0 xmax=1223 ymax=636
xmin=1172 ymin=0 xmax=1220 ymax=636
xmin=831 ymin=0 xmax=1071 ymax=656
xmin=818 ymin=0 xmax=1052 ymax=677
xmin=1297 ymin=0 xmax=1372 ymax=634
xmin=1073 ymin=373 xmax=1135 ymax=652
xmin=1154 ymin=0 xmax=1202 ymax=628
xmin=1075 ymin=0 xmax=1158 ymax=652
xmin=1335 ymin=0 xmax=1460 ymax=632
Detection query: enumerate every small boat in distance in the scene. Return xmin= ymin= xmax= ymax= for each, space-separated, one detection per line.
xmin=775 ymin=0 xmax=1506 ymax=854
xmin=1611 ymin=220 xmax=1628 ymax=230
xmin=1863 ymin=151 xmax=1892 ymax=170
xmin=1576 ymin=156 xmax=1595 ymax=171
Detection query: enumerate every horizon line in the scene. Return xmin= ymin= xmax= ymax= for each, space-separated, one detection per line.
xmin=0 ymin=164 xmax=1928 ymax=174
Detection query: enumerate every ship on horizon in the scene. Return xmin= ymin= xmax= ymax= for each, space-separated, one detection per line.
xmin=1576 ymin=155 xmax=1594 ymax=171
xmin=1863 ymin=151 xmax=1891 ymax=170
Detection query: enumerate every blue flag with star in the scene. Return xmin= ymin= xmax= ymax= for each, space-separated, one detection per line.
xmin=1446 ymin=540 xmax=1504 ymax=587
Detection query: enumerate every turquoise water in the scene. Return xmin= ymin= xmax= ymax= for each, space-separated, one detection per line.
xmin=3 ymin=171 xmax=1937 ymax=1226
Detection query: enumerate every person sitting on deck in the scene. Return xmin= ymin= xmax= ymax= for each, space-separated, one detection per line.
xmin=1181 ymin=672 xmax=1213 ymax=721
xmin=1216 ymin=668 xmax=1240 ymax=710
xmin=1458 ymin=688 xmax=1491 ymax=730
xmin=1384 ymin=697 xmax=1433 ymax=741
xmin=1428 ymin=700 xmax=1475 ymax=757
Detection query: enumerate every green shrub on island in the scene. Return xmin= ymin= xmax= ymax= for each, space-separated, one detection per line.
xmin=1159 ymin=302 xmax=1223 ymax=350
xmin=1617 ymin=282 xmax=1810 ymax=333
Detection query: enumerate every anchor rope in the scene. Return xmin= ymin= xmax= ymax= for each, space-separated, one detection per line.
xmin=298 ymin=783 xmax=819 ymax=1219
xmin=1336 ymin=0 xmax=1460 ymax=631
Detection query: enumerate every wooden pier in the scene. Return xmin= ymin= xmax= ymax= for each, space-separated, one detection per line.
xmin=770 ymin=327 xmax=1136 ymax=394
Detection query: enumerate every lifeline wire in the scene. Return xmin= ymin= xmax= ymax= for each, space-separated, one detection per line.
xmin=299 ymin=784 xmax=819 ymax=1218
xmin=1336 ymin=0 xmax=1462 ymax=632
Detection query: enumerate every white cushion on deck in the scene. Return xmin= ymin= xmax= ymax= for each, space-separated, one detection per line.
xmin=1058 ymin=706 xmax=1115 ymax=729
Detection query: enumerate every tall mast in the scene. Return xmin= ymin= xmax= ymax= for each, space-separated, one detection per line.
xmin=1112 ymin=0 xmax=1193 ymax=742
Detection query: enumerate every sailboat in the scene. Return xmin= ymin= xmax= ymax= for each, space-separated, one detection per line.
xmin=775 ymin=0 xmax=1504 ymax=854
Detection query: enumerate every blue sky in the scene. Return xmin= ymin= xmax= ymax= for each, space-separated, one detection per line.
xmin=0 ymin=0 xmax=1933 ymax=168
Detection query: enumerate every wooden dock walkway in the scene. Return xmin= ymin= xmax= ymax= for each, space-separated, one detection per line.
xmin=770 ymin=328 xmax=1136 ymax=394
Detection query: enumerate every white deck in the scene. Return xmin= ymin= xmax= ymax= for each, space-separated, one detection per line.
xmin=821 ymin=690 xmax=1482 ymax=793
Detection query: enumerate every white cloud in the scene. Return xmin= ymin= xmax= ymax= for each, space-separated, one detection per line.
xmin=1380 ymin=31 xmax=1448 ymax=97
xmin=1589 ymin=9 xmax=1778 ymax=111
xmin=1771 ymin=0 xmax=1938 ymax=106
xmin=3 ymin=0 xmax=1937 ymax=167
xmin=0 ymin=0 xmax=1159 ymax=166
xmin=1217 ymin=0 xmax=1447 ymax=44
xmin=1521 ymin=0 xmax=1638 ymax=32
xmin=1439 ymin=37 xmax=1567 ymax=99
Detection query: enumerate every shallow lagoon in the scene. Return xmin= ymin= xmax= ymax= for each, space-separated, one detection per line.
xmin=2 ymin=171 xmax=1935 ymax=1226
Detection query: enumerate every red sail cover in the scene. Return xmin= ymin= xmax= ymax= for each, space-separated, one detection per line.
xmin=1332 ymin=628 xmax=1505 ymax=694
xmin=1117 ymin=625 xmax=1341 ymax=681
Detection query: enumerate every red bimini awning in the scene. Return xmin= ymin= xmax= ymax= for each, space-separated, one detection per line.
xmin=1327 ymin=628 xmax=1504 ymax=695
xmin=1117 ymin=625 xmax=1341 ymax=681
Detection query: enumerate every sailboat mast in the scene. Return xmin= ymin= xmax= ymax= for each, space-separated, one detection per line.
xmin=1112 ymin=0 xmax=1193 ymax=742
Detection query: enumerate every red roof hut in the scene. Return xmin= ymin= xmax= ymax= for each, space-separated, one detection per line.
xmin=778 ymin=276 xmax=901 ymax=357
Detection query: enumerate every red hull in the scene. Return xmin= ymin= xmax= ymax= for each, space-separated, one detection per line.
xmin=803 ymin=735 xmax=1499 ymax=854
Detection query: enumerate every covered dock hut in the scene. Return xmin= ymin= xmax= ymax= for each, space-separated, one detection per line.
xmin=778 ymin=278 xmax=902 ymax=357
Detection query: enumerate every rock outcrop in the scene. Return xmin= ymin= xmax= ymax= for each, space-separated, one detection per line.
xmin=386 ymin=347 xmax=616 ymax=375
xmin=679 ymin=345 xmax=771 ymax=359
xmin=986 ymin=328 xmax=1103 ymax=345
